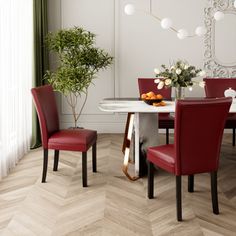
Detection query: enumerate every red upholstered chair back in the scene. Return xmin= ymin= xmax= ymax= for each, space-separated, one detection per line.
xmin=204 ymin=78 xmax=236 ymax=98
xmin=174 ymin=98 xmax=231 ymax=175
xmin=31 ymin=85 xmax=59 ymax=148
xmin=138 ymin=78 xmax=171 ymax=99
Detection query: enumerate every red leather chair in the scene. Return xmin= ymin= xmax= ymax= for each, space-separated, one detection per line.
xmin=31 ymin=85 xmax=97 ymax=187
xmin=147 ymin=97 xmax=232 ymax=221
xmin=204 ymin=78 xmax=236 ymax=146
xmin=138 ymin=78 xmax=174 ymax=144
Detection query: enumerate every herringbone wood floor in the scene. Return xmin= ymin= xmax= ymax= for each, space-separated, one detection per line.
xmin=0 ymin=134 xmax=236 ymax=236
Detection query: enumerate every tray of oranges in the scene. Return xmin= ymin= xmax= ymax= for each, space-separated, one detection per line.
xmin=141 ymin=91 xmax=166 ymax=106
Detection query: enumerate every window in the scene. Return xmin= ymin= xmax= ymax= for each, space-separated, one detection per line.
xmin=0 ymin=0 xmax=33 ymax=179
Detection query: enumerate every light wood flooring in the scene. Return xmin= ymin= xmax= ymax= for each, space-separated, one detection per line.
xmin=0 ymin=134 xmax=236 ymax=236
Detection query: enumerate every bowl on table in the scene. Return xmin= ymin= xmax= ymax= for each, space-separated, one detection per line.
xmin=141 ymin=91 xmax=164 ymax=106
xmin=143 ymin=98 xmax=163 ymax=105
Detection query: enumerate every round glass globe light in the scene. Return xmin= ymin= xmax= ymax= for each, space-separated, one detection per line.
xmin=214 ymin=11 xmax=224 ymax=21
xmin=124 ymin=4 xmax=135 ymax=15
xmin=177 ymin=29 xmax=188 ymax=40
xmin=195 ymin=26 xmax=207 ymax=36
xmin=161 ymin=18 xmax=172 ymax=29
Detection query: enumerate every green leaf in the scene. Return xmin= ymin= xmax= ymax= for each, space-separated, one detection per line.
xmin=45 ymin=26 xmax=113 ymax=96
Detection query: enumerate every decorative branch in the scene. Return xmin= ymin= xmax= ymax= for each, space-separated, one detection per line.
xmin=76 ymin=89 xmax=89 ymax=125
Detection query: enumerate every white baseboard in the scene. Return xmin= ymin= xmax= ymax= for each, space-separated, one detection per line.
xmin=60 ymin=123 xmax=234 ymax=134
xmin=60 ymin=122 xmax=126 ymax=133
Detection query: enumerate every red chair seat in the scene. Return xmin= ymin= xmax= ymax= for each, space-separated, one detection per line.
xmin=226 ymin=114 xmax=236 ymax=128
xmin=159 ymin=113 xmax=174 ymax=128
xmin=48 ymin=129 xmax=97 ymax=152
xmin=227 ymin=113 xmax=236 ymax=119
xmin=159 ymin=113 xmax=171 ymax=118
xmin=148 ymin=144 xmax=175 ymax=174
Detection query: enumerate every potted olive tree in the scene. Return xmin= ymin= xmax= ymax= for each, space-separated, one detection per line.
xmin=44 ymin=27 xmax=113 ymax=128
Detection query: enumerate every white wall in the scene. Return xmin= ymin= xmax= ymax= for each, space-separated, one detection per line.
xmin=47 ymin=0 xmax=212 ymax=133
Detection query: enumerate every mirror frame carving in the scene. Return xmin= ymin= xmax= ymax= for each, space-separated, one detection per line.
xmin=204 ymin=0 xmax=236 ymax=77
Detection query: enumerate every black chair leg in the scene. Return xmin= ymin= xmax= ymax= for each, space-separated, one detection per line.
xmin=82 ymin=152 xmax=87 ymax=187
xmin=148 ymin=161 xmax=154 ymax=199
xmin=92 ymin=142 xmax=97 ymax=172
xmin=53 ymin=150 xmax=59 ymax=171
xmin=166 ymin=128 xmax=169 ymax=144
xmin=188 ymin=175 xmax=194 ymax=192
xmin=211 ymin=171 xmax=219 ymax=214
xmin=42 ymin=149 xmax=48 ymax=183
xmin=233 ymin=128 xmax=235 ymax=146
xmin=176 ymin=176 xmax=182 ymax=221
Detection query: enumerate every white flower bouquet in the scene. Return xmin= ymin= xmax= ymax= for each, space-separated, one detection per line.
xmin=154 ymin=60 xmax=206 ymax=90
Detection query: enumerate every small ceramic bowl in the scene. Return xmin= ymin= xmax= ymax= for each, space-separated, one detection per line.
xmin=224 ymin=87 xmax=236 ymax=99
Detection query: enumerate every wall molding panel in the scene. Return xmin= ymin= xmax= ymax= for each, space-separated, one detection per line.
xmin=48 ymin=0 xmax=126 ymax=132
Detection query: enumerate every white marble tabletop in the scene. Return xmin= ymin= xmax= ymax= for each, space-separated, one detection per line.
xmin=99 ymin=98 xmax=236 ymax=113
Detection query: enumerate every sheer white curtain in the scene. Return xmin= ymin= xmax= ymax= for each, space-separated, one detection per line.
xmin=0 ymin=0 xmax=33 ymax=179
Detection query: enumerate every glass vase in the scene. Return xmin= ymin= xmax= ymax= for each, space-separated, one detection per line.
xmin=174 ymin=86 xmax=185 ymax=100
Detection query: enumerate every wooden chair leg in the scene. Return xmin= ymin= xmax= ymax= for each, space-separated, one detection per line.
xmin=92 ymin=142 xmax=97 ymax=172
xmin=188 ymin=175 xmax=194 ymax=192
xmin=82 ymin=152 xmax=87 ymax=187
xmin=42 ymin=149 xmax=48 ymax=183
xmin=148 ymin=161 xmax=154 ymax=199
xmin=176 ymin=176 xmax=182 ymax=221
xmin=211 ymin=171 xmax=219 ymax=214
xmin=53 ymin=150 xmax=59 ymax=171
xmin=166 ymin=128 xmax=169 ymax=144
xmin=233 ymin=128 xmax=235 ymax=146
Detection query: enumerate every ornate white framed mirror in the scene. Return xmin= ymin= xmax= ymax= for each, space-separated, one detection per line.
xmin=204 ymin=0 xmax=236 ymax=77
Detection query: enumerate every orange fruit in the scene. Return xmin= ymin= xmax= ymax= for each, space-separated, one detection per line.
xmin=160 ymin=101 xmax=166 ymax=106
xmin=146 ymin=91 xmax=155 ymax=97
xmin=156 ymin=94 xmax=163 ymax=99
xmin=153 ymin=101 xmax=166 ymax=106
xmin=150 ymin=96 xmax=156 ymax=100
xmin=141 ymin=94 xmax=147 ymax=99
